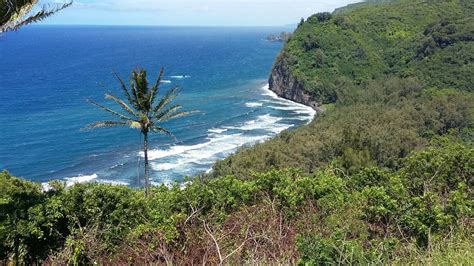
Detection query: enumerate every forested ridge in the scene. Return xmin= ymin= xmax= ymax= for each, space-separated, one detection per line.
xmin=213 ymin=0 xmax=473 ymax=179
xmin=272 ymin=0 xmax=473 ymax=103
xmin=1 ymin=0 xmax=473 ymax=264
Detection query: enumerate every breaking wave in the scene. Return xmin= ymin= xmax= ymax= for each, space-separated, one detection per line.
xmin=245 ymin=102 xmax=263 ymax=107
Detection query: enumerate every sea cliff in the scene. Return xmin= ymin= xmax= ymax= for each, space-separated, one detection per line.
xmin=268 ymin=57 xmax=324 ymax=113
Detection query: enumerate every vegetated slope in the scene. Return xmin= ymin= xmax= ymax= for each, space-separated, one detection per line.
xmin=273 ymin=0 xmax=473 ymax=104
xmin=212 ymin=0 xmax=474 ymax=178
xmin=1 ymin=0 xmax=473 ymax=264
xmin=213 ymin=78 xmax=473 ymax=177
xmin=1 ymin=139 xmax=473 ymax=264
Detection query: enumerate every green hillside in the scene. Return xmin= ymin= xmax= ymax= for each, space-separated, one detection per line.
xmin=277 ymin=0 xmax=473 ymax=103
xmin=213 ymin=0 xmax=474 ymax=177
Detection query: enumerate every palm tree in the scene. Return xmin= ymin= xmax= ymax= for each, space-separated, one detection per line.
xmin=1 ymin=0 xmax=72 ymax=33
xmin=86 ymin=68 xmax=193 ymax=196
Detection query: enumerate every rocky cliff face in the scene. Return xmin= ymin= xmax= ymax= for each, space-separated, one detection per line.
xmin=269 ymin=57 xmax=324 ymax=113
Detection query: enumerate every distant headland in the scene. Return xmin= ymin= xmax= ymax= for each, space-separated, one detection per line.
xmin=265 ymin=32 xmax=292 ymax=42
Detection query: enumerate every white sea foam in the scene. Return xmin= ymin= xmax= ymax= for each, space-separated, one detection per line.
xmin=42 ymin=173 xmax=127 ymax=191
xmin=149 ymin=133 xmax=269 ymax=173
xmin=208 ymin=128 xmax=228 ymax=134
xmin=293 ymin=109 xmax=314 ymax=115
xmin=224 ymin=114 xmax=283 ymax=131
xmin=269 ymin=105 xmax=315 ymax=120
xmin=151 ymin=178 xmax=174 ymax=187
xmin=160 ymin=80 xmax=172 ymax=84
xmin=262 ymin=99 xmax=294 ymax=106
xmin=269 ymin=105 xmax=299 ymax=111
xmin=181 ymin=134 xmax=264 ymax=163
xmin=269 ymin=124 xmax=294 ymax=133
xmin=170 ymin=75 xmax=191 ymax=79
xmin=139 ymin=83 xmax=316 ymax=184
xmin=242 ymin=114 xmax=282 ymax=130
xmin=154 ymin=162 xmax=181 ymax=171
xmin=293 ymin=116 xmax=311 ymax=121
xmin=99 ymin=179 xmax=129 ymax=186
xmin=42 ymin=183 xmax=53 ymax=192
xmin=65 ymin=173 xmax=98 ymax=187
xmin=245 ymin=102 xmax=263 ymax=108
xmin=261 ymin=84 xmax=316 ymax=123
xmin=145 ymin=142 xmax=211 ymax=160
xmin=109 ymin=162 xmax=125 ymax=170
xmin=43 ymin=83 xmax=316 ymax=189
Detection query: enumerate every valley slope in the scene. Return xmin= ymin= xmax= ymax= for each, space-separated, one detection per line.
xmin=213 ymin=0 xmax=473 ymax=177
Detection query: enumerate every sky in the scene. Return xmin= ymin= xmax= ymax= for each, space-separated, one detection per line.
xmin=41 ymin=0 xmax=362 ymax=26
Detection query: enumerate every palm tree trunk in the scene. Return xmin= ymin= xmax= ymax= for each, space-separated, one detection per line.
xmin=143 ymin=131 xmax=149 ymax=197
xmin=14 ymin=239 xmax=19 ymax=265
xmin=14 ymin=230 xmax=19 ymax=266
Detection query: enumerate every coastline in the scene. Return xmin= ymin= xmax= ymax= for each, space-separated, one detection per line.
xmin=46 ymin=82 xmax=316 ymax=188
xmin=268 ymin=57 xmax=325 ymax=113
xmin=261 ymin=83 xmax=316 ymax=123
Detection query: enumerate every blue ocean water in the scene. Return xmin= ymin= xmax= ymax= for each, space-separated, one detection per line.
xmin=0 ymin=25 xmax=313 ymax=186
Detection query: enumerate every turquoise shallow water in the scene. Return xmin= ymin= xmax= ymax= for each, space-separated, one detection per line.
xmin=0 ymin=25 xmax=313 ymax=186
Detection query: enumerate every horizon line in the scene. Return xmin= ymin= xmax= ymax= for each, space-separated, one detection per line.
xmin=37 ymin=23 xmax=297 ymax=28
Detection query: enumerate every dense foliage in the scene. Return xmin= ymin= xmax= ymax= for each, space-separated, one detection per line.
xmin=275 ymin=0 xmax=473 ymax=103
xmin=213 ymin=0 xmax=474 ymax=180
xmin=1 ymin=0 xmax=473 ymax=264
xmin=212 ymin=77 xmax=473 ymax=177
xmin=1 ymin=139 xmax=472 ymax=264
xmin=208 ymin=0 xmax=474 ymax=263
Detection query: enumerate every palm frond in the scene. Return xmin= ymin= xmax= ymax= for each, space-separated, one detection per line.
xmin=149 ymin=67 xmax=164 ymax=105
xmin=160 ymin=110 xmax=197 ymax=122
xmin=1 ymin=0 xmax=35 ymax=32
xmin=150 ymin=125 xmax=174 ymax=138
xmin=137 ymin=70 xmax=148 ymax=96
xmin=155 ymin=104 xmax=181 ymax=120
xmin=105 ymin=93 xmax=138 ymax=118
xmin=83 ymin=120 xmax=128 ymax=130
xmin=153 ymin=86 xmax=179 ymax=114
xmin=155 ymin=104 xmax=199 ymax=122
xmin=113 ymin=70 xmax=135 ymax=106
xmin=1 ymin=0 xmax=36 ymax=25
xmin=130 ymin=70 xmax=145 ymax=110
xmin=1 ymin=1 xmax=72 ymax=32
xmin=86 ymin=98 xmax=133 ymax=121
xmin=13 ymin=2 xmax=72 ymax=29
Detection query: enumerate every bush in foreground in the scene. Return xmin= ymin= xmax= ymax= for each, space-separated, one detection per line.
xmin=1 ymin=138 xmax=472 ymax=264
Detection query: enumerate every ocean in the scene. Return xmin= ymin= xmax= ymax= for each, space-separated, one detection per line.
xmin=0 ymin=25 xmax=314 ymax=186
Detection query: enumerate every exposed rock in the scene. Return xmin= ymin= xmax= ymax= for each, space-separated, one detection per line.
xmin=269 ymin=57 xmax=324 ymax=113
xmin=265 ymin=32 xmax=292 ymax=42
